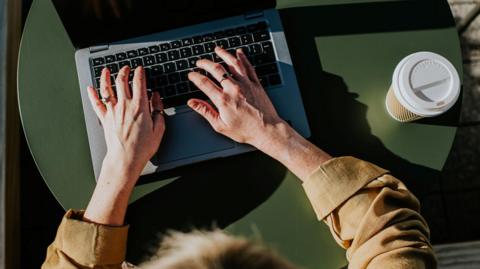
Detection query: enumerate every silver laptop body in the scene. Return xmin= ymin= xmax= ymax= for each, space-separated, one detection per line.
xmin=74 ymin=8 xmax=310 ymax=179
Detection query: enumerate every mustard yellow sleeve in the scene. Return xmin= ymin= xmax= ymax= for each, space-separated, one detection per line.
xmin=303 ymin=157 xmax=436 ymax=269
xmin=41 ymin=210 xmax=129 ymax=269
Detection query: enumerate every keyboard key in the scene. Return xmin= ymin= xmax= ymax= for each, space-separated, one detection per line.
xmin=156 ymin=75 xmax=168 ymax=86
xmin=118 ymin=61 xmax=130 ymax=69
xmin=95 ymin=78 xmax=101 ymax=88
xmin=241 ymin=34 xmax=254 ymax=45
xmin=155 ymin=53 xmax=168 ymax=63
xmin=253 ymin=31 xmax=270 ymax=42
xmin=248 ymin=44 xmax=262 ymax=55
xmin=106 ymin=63 xmax=119 ymax=73
xmin=144 ymin=67 xmax=151 ymax=78
xmin=170 ymin=40 xmax=182 ymax=49
xmin=116 ymin=53 xmax=127 ymax=61
xmin=188 ymin=57 xmax=199 ymax=68
xmin=228 ymin=37 xmax=241 ymax=47
xmin=213 ymin=53 xmax=222 ymax=63
xmin=127 ymin=50 xmax=138 ymax=58
xmin=131 ymin=58 xmax=143 ymax=68
xmin=262 ymin=41 xmax=275 ymax=56
xmin=168 ymin=50 xmax=180 ymax=61
xmin=143 ymin=55 xmax=155 ymax=66
xmin=182 ymin=38 xmax=193 ymax=46
xmin=93 ymin=66 xmax=104 ymax=77
xmin=147 ymin=77 xmax=155 ymax=89
xmin=164 ymin=85 xmax=177 ymax=97
xmin=216 ymin=39 xmax=228 ymax=49
xmin=149 ymin=45 xmax=160 ymax=54
xmin=192 ymin=45 xmax=205 ymax=55
xmin=176 ymin=60 xmax=189 ymax=71
xmin=189 ymin=81 xmax=198 ymax=92
xmin=201 ymin=54 xmax=213 ymax=61
xmin=224 ymin=28 xmax=236 ymax=37
xmin=176 ymin=82 xmax=190 ymax=93
xmin=138 ymin=48 xmax=149 ymax=56
xmin=168 ymin=73 xmax=181 ymax=84
xmin=227 ymin=49 xmax=236 ymax=55
xmin=259 ymin=76 xmax=269 ymax=87
xmin=253 ymin=53 xmax=275 ymax=65
xmin=163 ymin=62 xmax=176 ymax=73
xmin=256 ymin=63 xmax=278 ymax=76
xmin=92 ymin=57 xmax=105 ymax=66
xmin=202 ymin=33 xmax=214 ymax=42
xmin=193 ymin=36 xmax=204 ymax=44
xmin=269 ymin=74 xmax=282 ymax=86
xmin=180 ymin=71 xmax=190 ymax=81
xmin=180 ymin=47 xmax=193 ymax=58
xmin=160 ymin=43 xmax=171 ymax=51
xmin=151 ymin=65 xmax=164 ymax=76
xmin=214 ymin=31 xmax=225 ymax=39
xmin=105 ymin=55 xmax=116 ymax=63
xmin=204 ymin=42 xmax=216 ymax=53
xmin=235 ymin=26 xmax=247 ymax=35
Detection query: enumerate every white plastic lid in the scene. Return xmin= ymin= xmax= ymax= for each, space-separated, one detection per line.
xmin=392 ymin=52 xmax=461 ymax=117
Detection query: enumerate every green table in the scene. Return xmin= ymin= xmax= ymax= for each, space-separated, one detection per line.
xmin=18 ymin=0 xmax=462 ymax=268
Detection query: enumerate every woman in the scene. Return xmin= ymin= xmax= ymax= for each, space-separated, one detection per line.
xmin=42 ymin=47 xmax=436 ymax=269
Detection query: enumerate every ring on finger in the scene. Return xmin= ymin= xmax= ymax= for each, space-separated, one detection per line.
xmin=219 ymin=72 xmax=233 ymax=84
xmin=101 ymin=95 xmax=112 ymax=105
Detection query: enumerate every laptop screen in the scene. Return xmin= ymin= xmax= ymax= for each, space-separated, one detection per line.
xmin=52 ymin=0 xmax=276 ymax=48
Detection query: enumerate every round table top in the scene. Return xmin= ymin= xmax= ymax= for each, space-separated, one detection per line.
xmin=18 ymin=0 xmax=462 ymax=267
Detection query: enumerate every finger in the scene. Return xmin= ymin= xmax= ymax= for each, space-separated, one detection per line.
xmin=187 ymin=99 xmax=222 ymax=130
xmin=237 ymin=48 xmax=260 ymax=84
xmin=214 ymin=46 xmax=246 ymax=78
xmin=132 ymin=66 xmax=148 ymax=106
xmin=188 ymin=72 xmax=223 ymax=102
xmin=100 ymin=68 xmax=117 ymax=107
xmin=115 ymin=66 xmax=132 ymax=100
xmin=151 ymin=92 xmax=165 ymax=136
xmin=87 ymin=86 xmax=107 ymax=119
xmin=196 ymin=59 xmax=237 ymax=89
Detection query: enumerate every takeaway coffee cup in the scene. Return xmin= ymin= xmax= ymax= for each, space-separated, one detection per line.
xmin=386 ymin=52 xmax=461 ymax=122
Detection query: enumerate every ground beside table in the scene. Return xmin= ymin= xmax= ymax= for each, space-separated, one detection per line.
xmin=18 ymin=0 xmax=461 ymax=268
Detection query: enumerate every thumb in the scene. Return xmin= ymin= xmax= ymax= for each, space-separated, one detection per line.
xmin=188 ymin=99 xmax=222 ymax=130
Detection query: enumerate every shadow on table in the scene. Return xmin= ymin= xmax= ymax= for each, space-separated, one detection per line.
xmin=123 ymin=0 xmax=458 ymax=263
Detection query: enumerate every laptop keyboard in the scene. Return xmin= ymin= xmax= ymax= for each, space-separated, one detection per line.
xmin=90 ymin=21 xmax=282 ymax=108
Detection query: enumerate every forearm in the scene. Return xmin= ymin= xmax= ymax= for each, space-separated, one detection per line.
xmin=84 ymin=156 xmax=138 ymax=226
xmin=254 ymin=121 xmax=332 ymax=181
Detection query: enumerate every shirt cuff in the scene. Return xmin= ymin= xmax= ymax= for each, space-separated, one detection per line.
xmin=302 ymin=156 xmax=388 ymax=220
xmin=55 ymin=209 xmax=129 ymax=266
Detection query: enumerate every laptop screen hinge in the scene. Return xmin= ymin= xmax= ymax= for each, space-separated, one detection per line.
xmin=244 ymin=10 xmax=264 ymax=20
xmin=89 ymin=44 xmax=109 ymax=53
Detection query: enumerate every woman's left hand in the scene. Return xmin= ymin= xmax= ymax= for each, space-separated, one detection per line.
xmin=87 ymin=65 xmax=165 ymax=187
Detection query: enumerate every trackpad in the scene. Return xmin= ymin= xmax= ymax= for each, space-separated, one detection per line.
xmin=154 ymin=110 xmax=235 ymax=164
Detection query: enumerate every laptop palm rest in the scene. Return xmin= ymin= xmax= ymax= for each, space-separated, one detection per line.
xmin=153 ymin=110 xmax=235 ymax=165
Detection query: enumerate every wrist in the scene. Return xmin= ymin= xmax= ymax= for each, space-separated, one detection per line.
xmin=252 ymin=120 xmax=296 ymax=159
xmin=99 ymin=155 xmax=141 ymax=190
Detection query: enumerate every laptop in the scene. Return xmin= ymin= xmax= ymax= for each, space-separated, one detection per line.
xmin=53 ymin=0 xmax=310 ymax=179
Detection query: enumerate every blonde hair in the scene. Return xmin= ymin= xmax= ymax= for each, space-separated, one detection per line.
xmin=140 ymin=230 xmax=298 ymax=269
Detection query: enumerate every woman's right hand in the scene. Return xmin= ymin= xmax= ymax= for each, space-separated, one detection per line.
xmin=188 ymin=47 xmax=332 ymax=180
xmin=187 ymin=47 xmax=287 ymax=150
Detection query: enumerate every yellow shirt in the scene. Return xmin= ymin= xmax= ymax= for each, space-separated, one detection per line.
xmin=42 ymin=157 xmax=436 ymax=269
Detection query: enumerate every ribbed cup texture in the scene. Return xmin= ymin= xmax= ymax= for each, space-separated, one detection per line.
xmin=386 ymin=87 xmax=422 ymax=122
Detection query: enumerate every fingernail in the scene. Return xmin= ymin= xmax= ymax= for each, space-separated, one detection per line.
xmin=187 ymin=100 xmax=197 ymax=108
